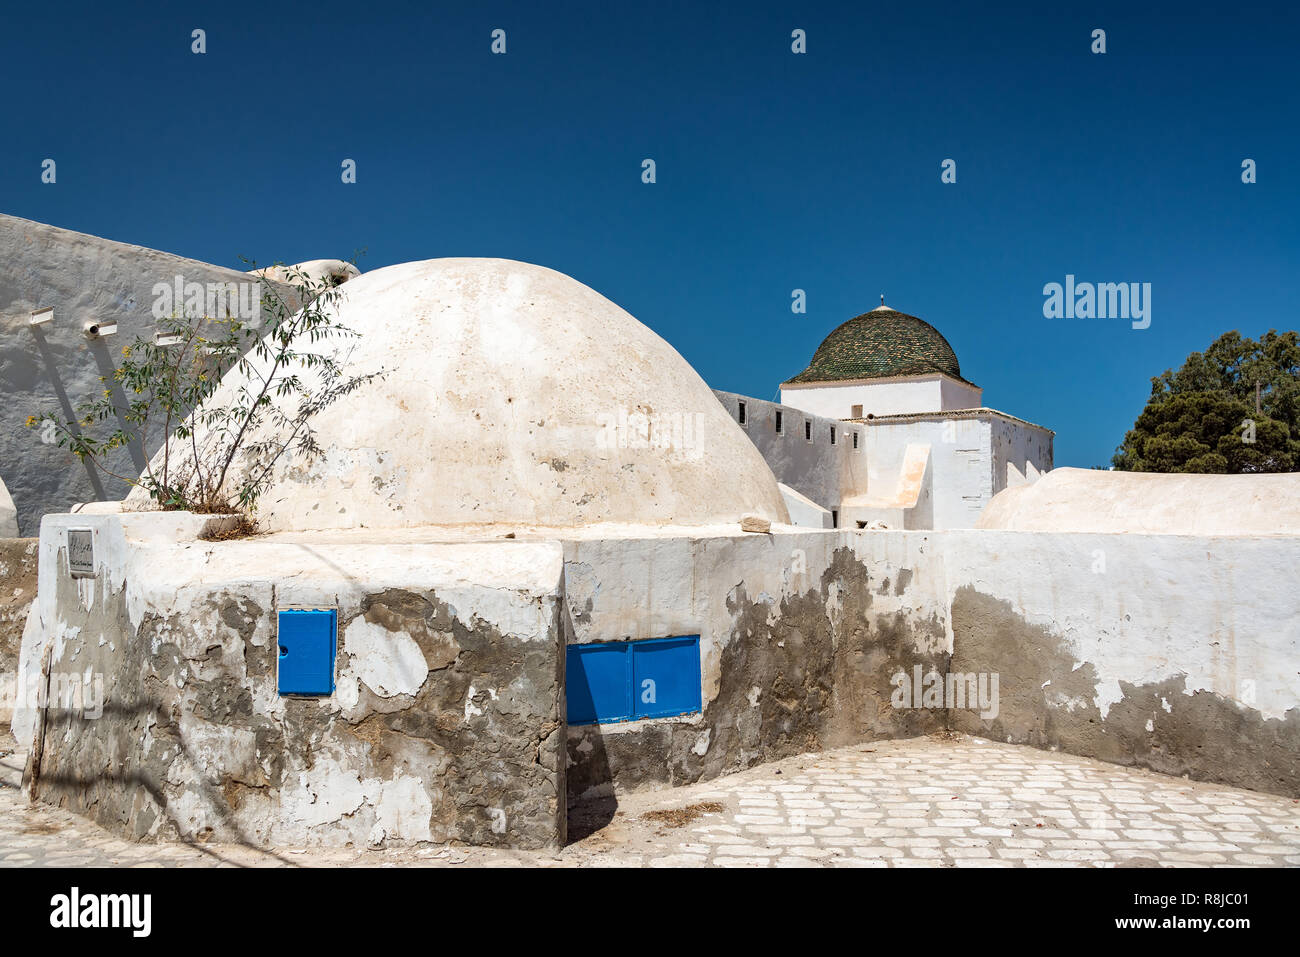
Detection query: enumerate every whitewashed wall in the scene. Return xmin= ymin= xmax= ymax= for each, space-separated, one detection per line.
xmin=0 ymin=214 xmax=293 ymax=535
xmin=863 ymin=413 xmax=1053 ymax=529
xmin=713 ymin=391 xmax=866 ymax=515
xmin=860 ymin=418 xmax=988 ymax=528
xmin=781 ymin=373 xmax=981 ymax=419
xmin=990 ymin=416 xmax=1054 ymax=494
xmin=565 ymin=524 xmax=1300 ymax=795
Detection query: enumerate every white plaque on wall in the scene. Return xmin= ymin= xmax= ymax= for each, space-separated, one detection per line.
xmin=67 ymin=528 xmax=94 ymax=578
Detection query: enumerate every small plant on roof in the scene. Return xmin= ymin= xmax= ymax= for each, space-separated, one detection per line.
xmin=32 ymin=257 xmax=381 ymax=521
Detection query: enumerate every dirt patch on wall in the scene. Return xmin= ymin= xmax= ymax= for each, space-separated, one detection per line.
xmin=566 ymin=545 xmax=950 ymax=801
xmin=337 ymin=588 xmax=565 ymax=847
xmin=949 ymin=586 xmax=1300 ymax=798
xmin=823 ymin=545 xmax=949 ymax=748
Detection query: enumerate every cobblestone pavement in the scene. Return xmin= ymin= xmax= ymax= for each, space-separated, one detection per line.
xmin=2 ymin=735 xmax=1297 ymax=867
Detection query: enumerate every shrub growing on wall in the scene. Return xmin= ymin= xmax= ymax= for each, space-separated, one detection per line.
xmin=31 ymin=261 xmax=379 ymax=517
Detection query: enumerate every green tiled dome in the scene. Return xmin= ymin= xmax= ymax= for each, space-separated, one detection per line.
xmin=785 ymin=305 xmax=969 ymax=385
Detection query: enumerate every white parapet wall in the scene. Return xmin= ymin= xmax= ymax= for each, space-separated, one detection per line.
xmin=941 ymin=529 xmax=1299 ymax=724
xmin=15 ymin=508 xmax=1299 ymax=853
xmin=563 ymin=523 xmax=1300 ymax=798
xmin=562 ymin=526 xmax=953 ymax=798
xmin=891 ymin=527 xmax=1297 ymax=795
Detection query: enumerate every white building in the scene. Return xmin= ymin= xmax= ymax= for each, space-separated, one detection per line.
xmin=780 ymin=303 xmax=984 ymax=419
xmin=723 ymin=302 xmax=1053 ymax=529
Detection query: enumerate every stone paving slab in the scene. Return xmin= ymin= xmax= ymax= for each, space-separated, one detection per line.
xmin=1 ymin=735 xmax=1297 ymax=867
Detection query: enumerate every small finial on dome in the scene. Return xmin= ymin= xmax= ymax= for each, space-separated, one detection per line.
xmin=880 ymin=294 xmax=885 ymax=306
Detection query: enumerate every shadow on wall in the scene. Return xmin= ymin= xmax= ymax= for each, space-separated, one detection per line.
xmin=1 ymin=208 xmax=307 ymax=535
xmin=566 ymin=735 xmax=617 ymax=843
xmin=30 ymin=700 xmax=295 ymax=865
xmin=88 ymin=337 xmax=148 ymax=476
xmin=560 ymin=635 xmax=616 ymax=842
xmin=29 ymin=324 xmax=106 ymax=502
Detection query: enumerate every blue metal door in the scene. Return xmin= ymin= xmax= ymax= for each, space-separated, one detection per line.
xmin=566 ymin=635 xmax=701 ymax=724
xmin=566 ymin=641 xmax=631 ymax=724
xmin=632 ymin=635 xmax=701 ymax=719
xmin=277 ymin=609 xmax=337 ymax=695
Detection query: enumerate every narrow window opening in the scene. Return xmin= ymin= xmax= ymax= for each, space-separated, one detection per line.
xmin=831 ymin=509 xmax=839 ymax=528
xmin=830 ymin=426 xmax=837 ymax=445
xmin=774 ymin=409 xmax=783 ymax=434
xmin=804 ymin=420 xmax=812 ymax=442
xmin=852 ymin=431 xmax=859 ymax=450
xmin=737 ymin=400 xmax=747 ymax=426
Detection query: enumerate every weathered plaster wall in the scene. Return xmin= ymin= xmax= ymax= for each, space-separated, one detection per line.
xmin=563 ymin=529 xmax=951 ymax=801
xmin=0 ymin=214 xmax=295 ymax=535
xmin=564 ymin=526 xmax=1300 ymax=802
xmin=20 ymin=511 xmax=1299 ymax=851
xmin=22 ymin=513 xmax=567 ymax=848
xmin=0 ymin=538 xmax=38 ymax=731
xmin=942 ymin=529 xmax=1300 ymax=797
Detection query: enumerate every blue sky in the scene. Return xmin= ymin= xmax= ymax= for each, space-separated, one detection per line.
xmin=3 ymin=1 xmax=1296 ymax=467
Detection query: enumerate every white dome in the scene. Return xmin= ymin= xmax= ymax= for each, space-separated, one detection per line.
xmin=977 ymin=467 xmax=1300 ymax=535
xmin=135 ymin=258 xmax=789 ymax=532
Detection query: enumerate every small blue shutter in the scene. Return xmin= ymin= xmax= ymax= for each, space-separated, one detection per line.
xmin=566 ymin=636 xmax=703 ymax=725
xmin=566 ymin=642 xmax=631 ymax=725
xmin=632 ymin=635 xmax=701 ymax=719
xmin=277 ymin=609 xmax=337 ymax=695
